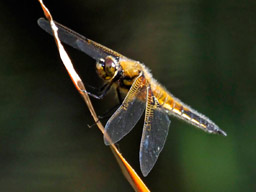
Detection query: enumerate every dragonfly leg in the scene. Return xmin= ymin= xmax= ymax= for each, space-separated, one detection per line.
xmin=87 ymin=119 xmax=100 ymax=128
xmin=85 ymin=83 xmax=108 ymax=92
xmin=98 ymin=103 xmax=121 ymax=119
xmin=87 ymin=103 xmax=121 ymax=128
xmin=82 ymin=82 xmax=113 ymax=99
xmin=81 ymin=90 xmax=104 ymax=99
xmin=89 ymin=87 xmax=122 ymax=123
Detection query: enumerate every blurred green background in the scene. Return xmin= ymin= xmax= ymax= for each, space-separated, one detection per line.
xmin=0 ymin=0 xmax=255 ymax=191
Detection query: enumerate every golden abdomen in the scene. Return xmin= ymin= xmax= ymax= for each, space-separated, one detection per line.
xmin=151 ymin=81 xmax=219 ymax=133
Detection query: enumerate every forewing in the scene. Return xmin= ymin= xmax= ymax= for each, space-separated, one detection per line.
xmin=104 ymin=74 xmax=146 ymax=145
xmin=140 ymin=86 xmax=171 ymax=176
xmin=37 ymin=18 xmax=124 ymax=60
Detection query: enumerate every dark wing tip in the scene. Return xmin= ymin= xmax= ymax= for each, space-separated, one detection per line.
xmin=37 ymin=17 xmax=49 ymax=29
xmin=37 ymin=18 xmax=42 ymax=26
xmin=37 ymin=17 xmax=44 ymax=24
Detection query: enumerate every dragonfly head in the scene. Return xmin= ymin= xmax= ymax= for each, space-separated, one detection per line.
xmin=96 ymin=56 xmax=120 ymax=80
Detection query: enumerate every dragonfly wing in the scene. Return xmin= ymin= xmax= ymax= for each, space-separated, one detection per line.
xmin=104 ymin=74 xmax=146 ymax=145
xmin=37 ymin=18 xmax=123 ymax=60
xmin=76 ymin=38 xmax=123 ymax=60
xmin=140 ymin=86 xmax=171 ymax=176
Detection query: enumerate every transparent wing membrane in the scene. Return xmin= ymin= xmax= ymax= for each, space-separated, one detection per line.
xmin=140 ymin=87 xmax=171 ymax=176
xmin=37 ymin=18 xmax=123 ymax=60
xmin=104 ymin=74 xmax=146 ymax=145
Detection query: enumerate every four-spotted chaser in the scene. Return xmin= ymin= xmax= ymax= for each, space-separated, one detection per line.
xmin=38 ymin=18 xmax=227 ymax=176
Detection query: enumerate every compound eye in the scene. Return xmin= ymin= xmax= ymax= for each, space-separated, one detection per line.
xmin=96 ymin=56 xmax=119 ymax=80
xmin=104 ymin=56 xmax=117 ymax=77
xmin=105 ymin=57 xmax=116 ymax=68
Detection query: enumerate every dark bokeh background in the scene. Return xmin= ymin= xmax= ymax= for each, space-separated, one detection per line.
xmin=0 ymin=0 xmax=255 ymax=191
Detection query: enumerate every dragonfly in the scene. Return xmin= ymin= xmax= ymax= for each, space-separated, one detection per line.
xmin=38 ymin=18 xmax=227 ymax=177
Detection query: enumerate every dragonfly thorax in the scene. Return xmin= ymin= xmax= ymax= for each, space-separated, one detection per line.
xmin=96 ymin=56 xmax=119 ymax=80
